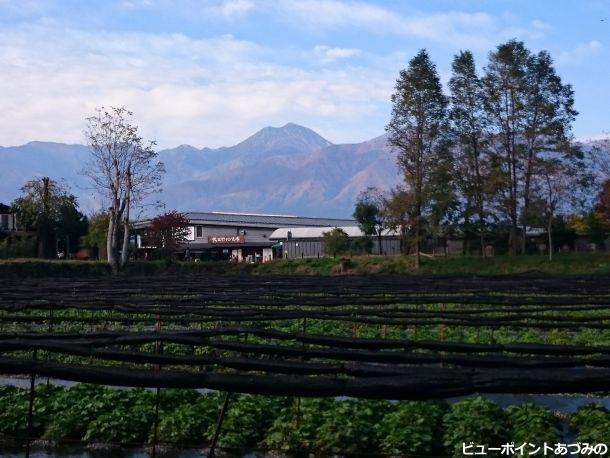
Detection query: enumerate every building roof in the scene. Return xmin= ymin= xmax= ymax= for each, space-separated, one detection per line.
xmin=270 ymin=226 xmax=399 ymax=240
xmin=182 ymin=212 xmax=356 ymax=228
xmin=270 ymin=226 xmax=363 ymax=239
xmin=0 ymin=203 xmax=11 ymax=213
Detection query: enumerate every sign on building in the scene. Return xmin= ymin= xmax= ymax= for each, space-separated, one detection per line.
xmin=186 ymin=226 xmax=195 ymax=241
xmin=208 ymin=235 xmax=245 ymax=245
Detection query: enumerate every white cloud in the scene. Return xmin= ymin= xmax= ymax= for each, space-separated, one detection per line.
xmin=557 ymin=40 xmax=603 ymax=65
xmin=0 ymin=22 xmax=393 ymax=149
xmin=0 ymin=0 xmax=52 ymax=16
xmin=281 ymin=0 xmax=393 ymax=28
xmin=119 ymin=0 xmax=154 ymax=9
xmin=116 ymin=0 xmax=256 ymax=18
xmin=0 ymin=1 xmax=559 ymax=151
xmin=313 ymin=45 xmax=361 ymax=63
xmin=531 ymin=19 xmax=552 ymax=30
xmin=207 ymin=0 xmax=255 ymax=18
xmin=277 ymin=0 xmax=535 ymax=48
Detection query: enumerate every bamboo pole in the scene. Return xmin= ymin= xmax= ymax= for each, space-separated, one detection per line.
xmin=152 ymin=314 xmax=162 ymax=458
xmin=209 ymin=392 xmax=232 ymax=458
xmin=25 ymin=349 xmax=38 ymax=458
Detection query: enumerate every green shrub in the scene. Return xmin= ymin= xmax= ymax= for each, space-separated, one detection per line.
xmin=507 ymin=403 xmax=561 ymax=456
xmin=0 ymin=384 xmax=61 ymax=439
xmin=263 ymin=397 xmax=333 ymax=453
xmin=314 ymin=399 xmax=390 ymax=455
xmin=0 ymin=259 xmax=111 ymax=278
xmin=44 ymin=385 xmax=155 ymax=444
xmin=0 ymin=386 xmax=31 ymax=438
xmin=156 ymin=392 xmax=222 ymax=446
xmin=83 ymin=388 xmax=155 ymax=444
xmin=569 ymin=403 xmax=610 ymax=450
xmin=375 ymin=400 xmax=448 ymax=455
xmin=322 ymin=228 xmax=350 ymax=258
xmin=44 ymin=384 xmax=119 ymax=441
xmin=157 ymin=388 xmax=203 ymax=411
xmin=207 ymin=394 xmax=284 ymax=451
xmin=443 ymin=397 xmax=509 ymax=457
xmin=0 ymin=235 xmax=36 ymax=259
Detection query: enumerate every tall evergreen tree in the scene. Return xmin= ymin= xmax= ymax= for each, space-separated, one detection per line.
xmin=386 ymin=49 xmax=449 ymax=268
xmin=449 ymin=50 xmax=489 ymax=255
xmin=482 ymin=40 xmax=530 ymax=255
xmin=520 ymin=50 xmax=577 ymax=253
xmin=483 ymin=40 xmax=576 ymax=255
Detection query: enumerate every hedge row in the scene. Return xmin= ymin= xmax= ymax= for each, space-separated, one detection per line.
xmin=1 ymin=384 xmax=609 ymax=456
xmin=4 ymin=252 xmax=610 ymax=278
xmin=0 ymin=259 xmax=260 ymax=278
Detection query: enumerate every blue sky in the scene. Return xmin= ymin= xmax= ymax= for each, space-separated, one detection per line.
xmin=0 ymin=0 xmax=608 ymax=149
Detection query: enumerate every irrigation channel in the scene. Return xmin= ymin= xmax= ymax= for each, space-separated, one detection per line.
xmin=1 ymin=273 xmax=610 ymax=456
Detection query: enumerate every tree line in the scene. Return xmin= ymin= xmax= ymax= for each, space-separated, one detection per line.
xmin=354 ymin=40 xmax=608 ymax=267
xmin=2 ymin=175 xmax=189 ymax=265
xmin=3 ymin=40 xmax=610 ymax=269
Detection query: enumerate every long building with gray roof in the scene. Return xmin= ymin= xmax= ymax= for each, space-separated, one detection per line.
xmin=134 ymin=211 xmax=357 ymax=262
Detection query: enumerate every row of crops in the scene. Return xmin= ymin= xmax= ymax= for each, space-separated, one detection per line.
xmin=1 ymin=384 xmax=609 ymax=455
xmin=1 ymin=274 xmax=610 ymax=455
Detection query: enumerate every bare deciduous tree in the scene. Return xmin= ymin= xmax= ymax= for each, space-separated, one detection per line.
xmin=536 ymin=159 xmax=573 ymax=261
xmin=530 ymin=146 xmax=590 ymax=261
xmin=84 ymin=106 xmax=164 ymax=272
xmin=589 ymin=134 xmax=610 ymax=180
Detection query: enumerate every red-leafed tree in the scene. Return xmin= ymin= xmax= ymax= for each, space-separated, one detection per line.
xmin=147 ymin=211 xmax=190 ymax=259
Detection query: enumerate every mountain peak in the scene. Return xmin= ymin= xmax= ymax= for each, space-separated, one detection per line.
xmin=279 ymin=122 xmax=311 ymax=130
xmin=233 ymin=123 xmax=332 ymax=156
xmin=260 ymin=122 xmax=314 ymax=131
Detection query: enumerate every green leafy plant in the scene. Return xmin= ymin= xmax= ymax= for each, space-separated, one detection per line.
xmin=0 ymin=384 xmax=61 ymax=439
xmin=507 ymin=403 xmax=561 ymax=456
xmin=157 ymin=388 xmax=203 ymax=411
xmin=569 ymin=403 xmax=610 ymax=451
xmin=44 ymin=384 xmax=121 ymax=441
xmin=207 ymin=394 xmax=284 ymax=451
xmin=375 ymin=400 xmax=448 ymax=456
xmin=156 ymin=392 xmax=222 ymax=446
xmin=0 ymin=386 xmax=31 ymax=438
xmin=443 ymin=397 xmax=509 ymax=457
xmin=83 ymin=388 xmax=155 ymax=444
xmin=314 ymin=399 xmax=390 ymax=455
xmin=263 ymin=397 xmax=333 ymax=453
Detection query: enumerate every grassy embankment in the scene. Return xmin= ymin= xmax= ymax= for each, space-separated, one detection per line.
xmin=2 ymin=253 xmax=610 ymax=277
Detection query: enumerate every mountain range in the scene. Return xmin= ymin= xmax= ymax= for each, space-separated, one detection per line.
xmin=0 ymin=123 xmax=400 ymax=217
